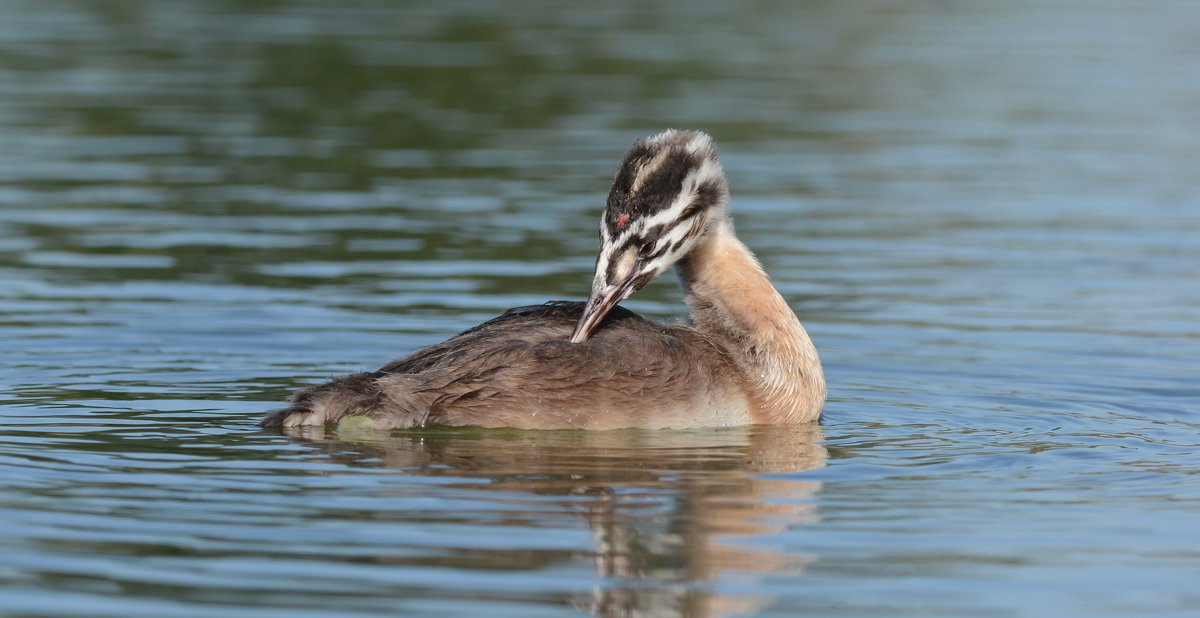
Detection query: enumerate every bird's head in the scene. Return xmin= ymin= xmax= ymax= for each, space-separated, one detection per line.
xmin=570 ymin=129 xmax=730 ymax=343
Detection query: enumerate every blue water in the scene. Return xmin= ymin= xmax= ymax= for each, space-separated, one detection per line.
xmin=2 ymin=1 xmax=1198 ymax=616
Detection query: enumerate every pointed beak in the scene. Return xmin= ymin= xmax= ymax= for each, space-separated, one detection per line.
xmin=570 ymin=279 xmax=631 ymax=343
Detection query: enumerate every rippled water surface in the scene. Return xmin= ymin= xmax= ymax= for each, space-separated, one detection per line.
xmin=2 ymin=1 xmax=1199 ymax=616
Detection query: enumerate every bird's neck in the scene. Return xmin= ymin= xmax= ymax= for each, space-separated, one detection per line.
xmin=675 ymin=218 xmax=825 ymax=423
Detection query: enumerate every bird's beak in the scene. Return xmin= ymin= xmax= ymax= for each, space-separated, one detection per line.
xmin=570 ymin=279 xmax=631 ymax=343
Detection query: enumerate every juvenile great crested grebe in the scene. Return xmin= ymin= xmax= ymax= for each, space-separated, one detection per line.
xmin=260 ymin=130 xmax=825 ymax=430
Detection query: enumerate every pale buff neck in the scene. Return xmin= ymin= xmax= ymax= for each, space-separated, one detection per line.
xmin=675 ymin=218 xmax=826 ymax=423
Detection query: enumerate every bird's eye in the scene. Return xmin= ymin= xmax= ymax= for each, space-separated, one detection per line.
xmin=638 ymin=241 xmax=656 ymax=259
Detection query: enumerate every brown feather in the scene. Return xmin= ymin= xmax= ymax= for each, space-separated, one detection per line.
xmin=259 ymin=302 xmax=755 ymax=430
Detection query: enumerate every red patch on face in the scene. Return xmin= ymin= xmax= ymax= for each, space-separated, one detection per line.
xmin=616 ymin=214 xmax=630 ymax=228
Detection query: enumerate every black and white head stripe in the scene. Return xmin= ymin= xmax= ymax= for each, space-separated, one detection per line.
xmin=597 ymin=130 xmax=729 ymax=280
xmin=571 ymin=130 xmax=731 ymax=343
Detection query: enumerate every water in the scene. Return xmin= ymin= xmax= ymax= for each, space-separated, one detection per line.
xmin=2 ymin=0 xmax=1198 ymax=616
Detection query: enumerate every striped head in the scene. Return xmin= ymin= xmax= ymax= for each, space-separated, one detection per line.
xmin=571 ymin=129 xmax=729 ymax=343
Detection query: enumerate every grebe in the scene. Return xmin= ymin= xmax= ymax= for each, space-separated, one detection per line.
xmin=260 ymin=130 xmax=825 ymax=430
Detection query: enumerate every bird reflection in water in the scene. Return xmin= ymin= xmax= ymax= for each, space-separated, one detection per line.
xmin=283 ymin=423 xmax=826 ymax=617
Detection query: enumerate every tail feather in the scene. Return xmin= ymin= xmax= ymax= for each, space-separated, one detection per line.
xmin=258 ymin=371 xmax=432 ymax=430
xmin=258 ymin=404 xmax=325 ymax=428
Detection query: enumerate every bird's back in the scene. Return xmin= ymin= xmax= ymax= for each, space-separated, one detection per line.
xmin=261 ymin=302 xmax=755 ymax=430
